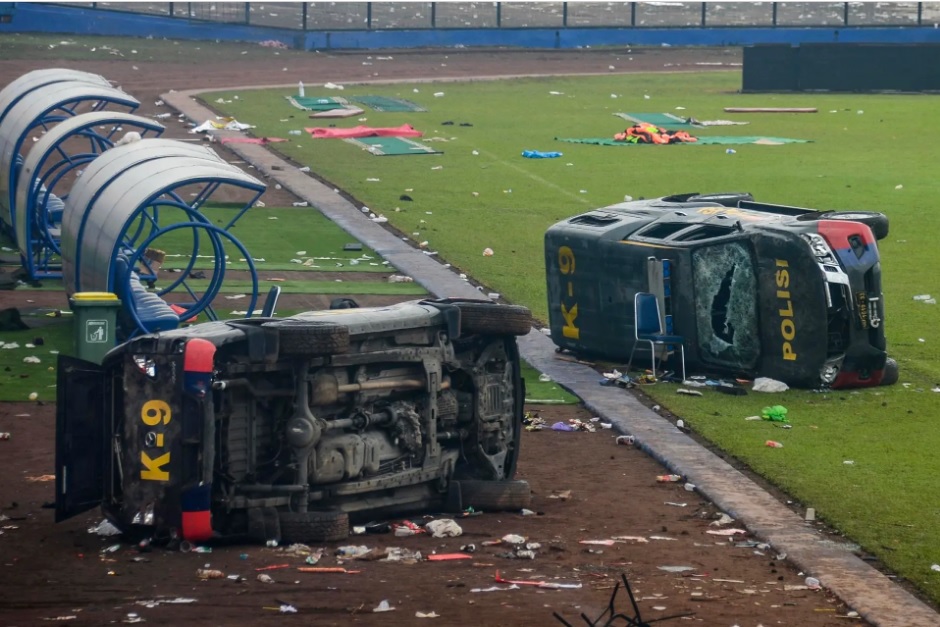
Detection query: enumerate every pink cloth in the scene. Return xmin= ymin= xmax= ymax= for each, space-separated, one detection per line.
xmin=219 ymin=137 xmax=287 ymax=145
xmin=304 ymin=124 xmax=423 ymax=139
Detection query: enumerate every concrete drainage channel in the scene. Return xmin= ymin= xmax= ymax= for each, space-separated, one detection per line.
xmin=163 ymin=88 xmax=938 ymax=627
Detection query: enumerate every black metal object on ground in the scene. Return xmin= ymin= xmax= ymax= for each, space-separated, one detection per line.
xmin=553 ymin=572 xmax=695 ymax=626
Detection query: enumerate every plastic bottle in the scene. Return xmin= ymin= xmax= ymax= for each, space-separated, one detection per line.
xmin=298 ymin=81 xmax=305 ymax=97
xmin=656 ymin=474 xmax=682 ymax=483
xmin=765 ymin=440 xmax=784 ymax=448
xmin=257 ymin=573 xmax=275 ymax=584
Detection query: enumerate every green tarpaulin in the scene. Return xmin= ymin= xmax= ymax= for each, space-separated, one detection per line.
xmin=345 ymin=136 xmax=442 ymax=156
xmin=286 ymin=96 xmax=348 ymax=111
xmin=615 ymin=112 xmax=702 ymax=129
xmin=350 ymin=96 xmax=426 ymax=112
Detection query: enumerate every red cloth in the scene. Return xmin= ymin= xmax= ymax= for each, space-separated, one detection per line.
xmin=219 ymin=137 xmax=287 ymax=145
xmin=304 ymin=124 xmax=423 ymax=139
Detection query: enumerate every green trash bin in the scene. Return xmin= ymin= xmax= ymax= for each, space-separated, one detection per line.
xmin=69 ymin=292 xmax=121 ymax=364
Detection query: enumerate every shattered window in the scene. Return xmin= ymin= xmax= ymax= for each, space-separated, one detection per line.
xmin=691 ymin=242 xmax=760 ymax=369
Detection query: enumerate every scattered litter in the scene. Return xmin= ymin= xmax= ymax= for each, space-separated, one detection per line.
xmin=23 ymin=356 xmax=41 ymax=364
xmin=658 ymin=565 xmax=694 ymax=572
xmin=495 ymin=571 xmax=581 ymax=589
xmin=256 ymin=573 xmax=275 ymax=583
xmin=482 ymin=247 xmax=494 ymax=256
xmin=706 ymin=528 xmax=748 ymax=536
xmin=753 ymin=377 xmax=789 ymax=393
xmin=805 ymin=576 xmax=822 ymax=589
xmin=761 ymin=405 xmax=789 ymax=422
xmin=676 ymin=388 xmax=702 ymax=396
xmin=649 ymin=535 xmax=676 ymax=541
xmin=548 ymin=490 xmax=572 ymax=500
xmin=427 ymin=553 xmax=472 ymax=561
xmin=425 ymin=519 xmax=462 ymax=538
xmin=89 ymin=519 xmax=122 ymax=536
xmin=656 ymin=474 xmax=682 ymax=483
xmin=612 ymin=535 xmax=649 ymax=543
xmin=416 ymin=611 xmax=440 ymax=618
xmin=805 ymin=507 xmax=816 ymax=522
xmin=710 ymin=513 xmax=735 ymax=526
xmin=931 ymin=564 xmax=940 ymax=573
xmin=616 ymin=435 xmax=636 ymax=446
xmin=373 ymin=600 xmax=395 ymax=613
xmin=196 ymin=568 xmax=224 ymax=580
xmin=297 ymin=567 xmax=360 ymax=574
xmin=664 ymin=502 xmax=687 ymax=507
xmin=580 ymin=539 xmax=617 ymax=546
xmin=134 ymin=598 xmax=196 ymax=608
xmin=471 ymin=584 xmax=520 ymax=593
xmin=765 ymin=440 xmax=784 ymax=448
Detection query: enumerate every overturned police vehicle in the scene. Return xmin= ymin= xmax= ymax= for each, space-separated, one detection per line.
xmin=56 ymin=298 xmax=533 ymax=545
xmin=545 ymin=192 xmax=896 ymax=389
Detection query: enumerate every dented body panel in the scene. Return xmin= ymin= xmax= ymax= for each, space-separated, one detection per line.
xmin=545 ymin=193 xmax=888 ymax=389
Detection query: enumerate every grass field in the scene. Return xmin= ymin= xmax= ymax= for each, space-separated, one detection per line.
xmin=208 ymin=72 xmax=940 ymax=604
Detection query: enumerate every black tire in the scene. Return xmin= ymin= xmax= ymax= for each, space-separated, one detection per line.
xmin=455 ymin=479 xmax=532 ymax=511
xmin=456 ymin=302 xmax=532 ymax=336
xmin=263 ymin=320 xmax=350 ymax=356
xmin=810 ymin=211 xmax=889 ymax=240
xmin=686 ymin=192 xmax=753 ymax=207
xmin=279 ymin=510 xmax=349 ymax=543
xmin=247 ymin=507 xmax=282 ymax=544
xmin=880 ymin=357 xmax=899 ymax=386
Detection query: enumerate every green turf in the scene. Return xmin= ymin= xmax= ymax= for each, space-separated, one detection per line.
xmin=138 ymin=205 xmax=390 ymax=273
xmin=0 ymin=320 xmax=73 ymax=402
xmin=206 ymin=72 xmax=940 ymax=605
xmin=521 ymin=360 xmax=580 ymax=405
xmin=187 ymin=278 xmax=427 ymax=296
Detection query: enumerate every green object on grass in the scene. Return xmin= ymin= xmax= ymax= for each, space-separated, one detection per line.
xmin=345 ymin=136 xmax=442 ymax=156
xmin=761 ymin=405 xmax=789 ymax=422
xmin=556 ymin=136 xmax=810 ymax=146
xmin=350 ymin=95 xmax=426 ymax=112
xmin=616 ymin=112 xmax=701 ymax=128
xmin=287 ymin=96 xmax=347 ymax=111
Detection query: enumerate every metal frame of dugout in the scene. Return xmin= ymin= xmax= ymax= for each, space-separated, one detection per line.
xmin=60 ymin=137 xmax=266 ymax=338
xmin=15 ymin=111 xmax=166 ymax=280
xmin=0 ymin=75 xmax=140 ymax=239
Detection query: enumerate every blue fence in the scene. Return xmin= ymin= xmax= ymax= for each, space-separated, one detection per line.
xmin=42 ymin=2 xmax=940 ymax=30
xmin=6 ymin=2 xmax=940 ymax=49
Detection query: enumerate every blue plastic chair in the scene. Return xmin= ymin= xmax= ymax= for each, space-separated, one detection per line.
xmin=627 ymin=292 xmax=686 ymax=381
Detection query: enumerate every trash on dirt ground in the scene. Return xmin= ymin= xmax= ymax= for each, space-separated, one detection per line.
xmin=805 ymin=576 xmax=822 ymax=589
xmin=676 ymin=388 xmax=702 ymax=396
xmin=710 ymin=513 xmax=735 ymax=526
xmin=471 ymin=584 xmax=520 ymax=593
xmin=0 ymin=433 xmax=10 ymax=441
xmin=706 ymin=528 xmax=748 ymax=536
xmin=88 ymin=519 xmax=122 ymax=537
xmin=664 ymin=502 xmax=687 ymax=507
xmin=613 ymin=535 xmax=650 ymax=543
xmin=256 ymin=573 xmax=275 ymax=583
xmin=753 ymin=377 xmax=789 ymax=393
xmin=425 ymin=519 xmax=462 ymax=538
xmin=501 ymin=534 xmax=526 ymax=545
xmin=765 ymin=440 xmax=784 ymax=448
xmin=552 ymin=421 xmax=575 ymax=432
xmin=196 ymin=568 xmax=224 ymax=580
xmin=658 ymin=565 xmax=694 ymax=572
xmin=336 ymin=545 xmax=372 ymax=559
xmin=383 ymin=547 xmax=423 ymax=563
xmin=416 ymin=611 xmax=440 ymax=618
xmin=520 ymin=508 xmax=536 ymax=516
xmin=494 ymin=570 xmax=582 ymax=589
xmin=656 ymin=474 xmax=682 ymax=483
xmin=392 ymin=520 xmax=426 ymax=537
xmin=427 ymin=553 xmax=473 ymax=561
xmin=649 ymin=535 xmax=677 ymax=541
xmin=255 ymin=564 xmax=291 ymax=572
xmin=580 ymin=539 xmax=617 ymax=546
xmin=616 ymin=435 xmax=636 ymax=446
xmin=761 ymin=405 xmax=789 ymax=422
xmin=135 ymin=598 xmax=196 ymax=608
xmin=373 ymin=600 xmax=395 ymax=613
xmin=297 ymin=567 xmax=360 ymax=574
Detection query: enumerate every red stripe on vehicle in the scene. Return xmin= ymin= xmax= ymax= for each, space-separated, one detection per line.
xmin=833 ymin=369 xmax=883 ymax=389
xmin=181 ymin=510 xmax=213 ymax=542
xmin=817 ymin=220 xmax=875 ymax=249
xmin=184 ymin=338 xmax=215 ymax=373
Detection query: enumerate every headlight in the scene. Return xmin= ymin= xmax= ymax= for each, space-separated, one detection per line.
xmin=802 ymin=233 xmax=836 ymax=263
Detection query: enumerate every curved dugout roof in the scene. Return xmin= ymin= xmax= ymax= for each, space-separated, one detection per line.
xmin=61 ymin=138 xmax=237 ymax=294
xmin=0 ymin=68 xmax=110 ymax=128
xmin=0 ymin=81 xmax=140 ymax=231
xmin=15 ymin=112 xmax=166 ymax=273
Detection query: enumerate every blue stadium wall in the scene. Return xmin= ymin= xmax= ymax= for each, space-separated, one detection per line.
xmin=3 ymin=3 xmax=940 ymax=50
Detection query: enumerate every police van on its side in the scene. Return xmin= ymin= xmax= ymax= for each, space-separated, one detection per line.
xmin=545 ymin=192 xmax=896 ymax=389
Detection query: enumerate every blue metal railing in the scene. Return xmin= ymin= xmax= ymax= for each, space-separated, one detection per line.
xmin=46 ymin=2 xmax=933 ymax=31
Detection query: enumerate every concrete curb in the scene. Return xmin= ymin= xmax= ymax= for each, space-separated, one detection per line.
xmin=162 ymin=87 xmax=939 ymax=627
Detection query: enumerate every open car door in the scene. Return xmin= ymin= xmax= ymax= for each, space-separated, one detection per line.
xmin=55 ymin=355 xmax=107 ymax=522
